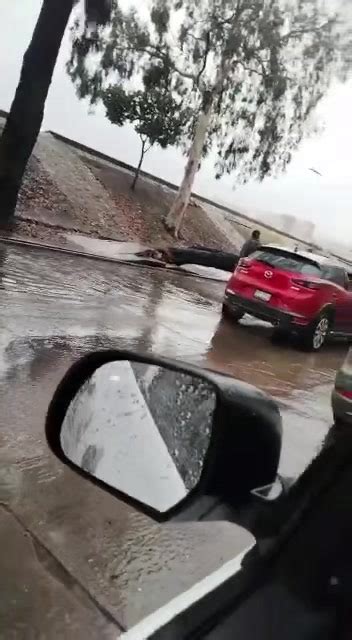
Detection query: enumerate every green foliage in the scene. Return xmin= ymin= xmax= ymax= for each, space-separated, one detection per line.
xmin=84 ymin=0 xmax=112 ymax=25
xmin=151 ymin=2 xmax=170 ymax=40
xmin=99 ymin=61 xmax=189 ymax=186
xmin=68 ymin=0 xmax=350 ymax=185
xmin=102 ymin=80 xmax=187 ymax=149
xmin=68 ymin=6 xmax=189 ymax=185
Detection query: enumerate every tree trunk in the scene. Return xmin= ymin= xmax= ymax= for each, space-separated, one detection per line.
xmin=131 ymin=138 xmax=147 ymax=191
xmin=0 ymin=0 xmax=74 ymax=226
xmin=164 ymin=99 xmax=213 ymax=238
xmin=164 ymin=247 xmax=239 ymax=271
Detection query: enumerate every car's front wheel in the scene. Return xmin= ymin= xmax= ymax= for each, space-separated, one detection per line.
xmin=300 ymin=313 xmax=331 ymax=351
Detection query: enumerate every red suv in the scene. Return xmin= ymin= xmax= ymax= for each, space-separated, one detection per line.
xmin=223 ymin=246 xmax=352 ymax=350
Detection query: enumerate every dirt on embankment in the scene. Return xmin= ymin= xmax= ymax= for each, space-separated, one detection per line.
xmin=5 ymin=130 xmax=243 ymax=253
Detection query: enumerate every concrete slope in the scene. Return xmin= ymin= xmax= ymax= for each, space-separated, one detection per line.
xmin=34 ymin=133 xmax=116 ymax=229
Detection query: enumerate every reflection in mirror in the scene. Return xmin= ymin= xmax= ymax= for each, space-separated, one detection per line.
xmin=60 ymin=361 xmax=217 ymax=512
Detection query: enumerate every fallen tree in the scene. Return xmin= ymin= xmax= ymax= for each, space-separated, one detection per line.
xmin=137 ymin=247 xmax=239 ymax=272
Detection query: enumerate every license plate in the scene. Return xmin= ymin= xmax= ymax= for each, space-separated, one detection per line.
xmin=254 ymin=290 xmax=271 ymax=302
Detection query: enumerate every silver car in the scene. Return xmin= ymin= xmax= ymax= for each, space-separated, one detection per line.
xmin=332 ymin=348 xmax=352 ymax=424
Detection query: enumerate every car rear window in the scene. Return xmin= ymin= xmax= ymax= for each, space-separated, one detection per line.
xmin=251 ymin=250 xmax=321 ymax=276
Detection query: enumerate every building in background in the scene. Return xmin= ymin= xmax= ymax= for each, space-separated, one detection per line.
xmin=262 ymin=213 xmax=316 ymax=245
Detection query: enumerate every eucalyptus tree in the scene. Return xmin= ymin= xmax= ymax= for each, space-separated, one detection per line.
xmin=68 ymin=0 xmax=348 ymax=237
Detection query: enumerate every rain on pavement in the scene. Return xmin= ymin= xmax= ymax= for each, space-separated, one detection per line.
xmin=0 ymin=241 xmax=348 ymax=637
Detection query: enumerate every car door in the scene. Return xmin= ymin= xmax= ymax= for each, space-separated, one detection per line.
xmin=339 ymin=282 xmax=352 ymax=334
xmin=323 ymin=267 xmax=352 ymax=333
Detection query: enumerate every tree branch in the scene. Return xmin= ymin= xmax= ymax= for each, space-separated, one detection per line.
xmin=144 ymin=43 xmax=196 ymax=80
xmin=248 ymin=50 xmax=268 ymax=77
xmin=215 ymin=11 xmax=237 ymax=27
xmin=214 ymin=0 xmax=246 ymax=28
xmin=239 ymin=62 xmax=266 ymax=77
xmin=100 ymin=40 xmax=197 ymax=81
xmin=281 ymin=19 xmax=333 ymax=43
xmin=184 ymin=31 xmax=206 ymax=43
xmin=196 ymin=31 xmax=211 ymax=86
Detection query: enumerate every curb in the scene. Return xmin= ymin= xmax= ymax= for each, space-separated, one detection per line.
xmin=0 ymin=235 xmax=228 ymax=284
xmin=0 ymin=234 xmax=167 ymax=269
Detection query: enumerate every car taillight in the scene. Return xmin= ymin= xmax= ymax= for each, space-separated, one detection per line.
xmin=291 ymin=278 xmax=320 ymax=291
xmin=237 ymin=258 xmax=250 ymax=273
xmin=336 ymin=387 xmax=352 ymax=400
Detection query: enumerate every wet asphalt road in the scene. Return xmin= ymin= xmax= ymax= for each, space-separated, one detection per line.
xmin=0 ymin=241 xmax=348 ymax=638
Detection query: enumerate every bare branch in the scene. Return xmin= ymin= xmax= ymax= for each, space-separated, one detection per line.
xmin=144 ymin=43 xmax=196 ymax=80
xmin=239 ymin=63 xmax=266 ymax=77
xmin=103 ymin=41 xmax=197 ymax=81
xmin=281 ymin=19 xmax=334 ymax=43
xmin=250 ymin=51 xmax=268 ymax=77
xmin=184 ymin=31 xmax=206 ymax=43
xmin=196 ymin=31 xmax=211 ymax=86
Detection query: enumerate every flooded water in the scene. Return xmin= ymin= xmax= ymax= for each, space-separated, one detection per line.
xmin=0 ymin=241 xmax=348 ymax=635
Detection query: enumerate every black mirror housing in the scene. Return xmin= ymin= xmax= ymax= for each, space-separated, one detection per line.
xmin=46 ymin=350 xmax=282 ymax=522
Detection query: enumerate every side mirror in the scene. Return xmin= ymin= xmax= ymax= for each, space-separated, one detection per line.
xmin=46 ymin=351 xmax=282 ymax=522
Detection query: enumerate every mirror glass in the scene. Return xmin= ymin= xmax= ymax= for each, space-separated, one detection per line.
xmin=60 ymin=360 xmax=217 ymax=512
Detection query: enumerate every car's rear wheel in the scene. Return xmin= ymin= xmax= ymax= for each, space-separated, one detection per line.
xmin=300 ymin=313 xmax=331 ymax=351
xmin=222 ymin=303 xmax=244 ymax=322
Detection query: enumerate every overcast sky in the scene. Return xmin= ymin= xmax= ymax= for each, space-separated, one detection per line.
xmin=1 ymin=1 xmax=351 ymax=244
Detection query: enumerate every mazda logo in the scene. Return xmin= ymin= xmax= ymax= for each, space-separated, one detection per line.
xmin=264 ymin=271 xmax=273 ymax=279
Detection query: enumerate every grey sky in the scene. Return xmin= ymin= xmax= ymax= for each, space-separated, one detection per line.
xmin=1 ymin=1 xmax=351 ymax=244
